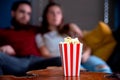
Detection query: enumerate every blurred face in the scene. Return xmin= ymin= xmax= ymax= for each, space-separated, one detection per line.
xmin=47 ymin=5 xmax=63 ymax=27
xmin=12 ymin=4 xmax=32 ymax=25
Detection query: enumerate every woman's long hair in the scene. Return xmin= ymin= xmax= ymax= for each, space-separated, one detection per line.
xmin=40 ymin=2 xmax=65 ymax=35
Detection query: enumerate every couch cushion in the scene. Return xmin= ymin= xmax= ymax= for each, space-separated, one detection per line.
xmin=83 ymin=21 xmax=116 ymax=61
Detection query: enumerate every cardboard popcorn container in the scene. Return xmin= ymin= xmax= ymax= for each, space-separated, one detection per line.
xmin=59 ymin=42 xmax=83 ymax=76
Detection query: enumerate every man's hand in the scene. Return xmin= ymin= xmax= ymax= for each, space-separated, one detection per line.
xmin=0 ymin=45 xmax=16 ymax=56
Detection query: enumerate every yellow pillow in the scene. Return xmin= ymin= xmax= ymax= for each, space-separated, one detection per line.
xmin=83 ymin=21 xmax=116 ymax=61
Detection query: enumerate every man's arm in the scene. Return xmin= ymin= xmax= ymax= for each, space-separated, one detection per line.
xmin=0 ymin=45 xmax=16 ymax=56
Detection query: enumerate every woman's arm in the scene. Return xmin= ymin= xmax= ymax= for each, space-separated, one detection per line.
xmin=68 ymin=23 xmax=83 ymax=39
xmin=68 ymin=23 xmax=92 ymax=63
xmin=35 ymin=34 xmax=53 ymax=58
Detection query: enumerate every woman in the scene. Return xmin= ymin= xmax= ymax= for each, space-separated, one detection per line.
xmin=36 ymin=2 xmax=112 ymax=73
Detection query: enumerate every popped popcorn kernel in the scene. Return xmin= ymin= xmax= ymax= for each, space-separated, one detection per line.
xmin=64 ymin=37 xmax=80 ymax=44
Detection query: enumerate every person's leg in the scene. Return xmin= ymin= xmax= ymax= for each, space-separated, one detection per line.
xmin=80 ymin=65 xmax=84 ymax=69
xmin=0 ymin=62 xmax=3 ymax=75
xmin=0 ymin=52 xmax=30 ymax=76
xmin=28 ymin=56 xmax=62 ymax=70
xmin=82 ymin=55 xmax=112 ymax=73
xmin=0 ymin=53 xmax=61 ymax=76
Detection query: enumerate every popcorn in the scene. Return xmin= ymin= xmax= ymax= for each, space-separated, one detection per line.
xmin=59 ymin=37 xmax=83 ymax=76
xmin=64 ymin=37 xmax=80 ymax=44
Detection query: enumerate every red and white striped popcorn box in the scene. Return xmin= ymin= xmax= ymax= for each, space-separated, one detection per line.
xmin=59 ymin=43 xmax=83 ymax=76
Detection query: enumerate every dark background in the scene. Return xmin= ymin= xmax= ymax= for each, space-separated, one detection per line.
xmin=0 ymin=0 xmax=23 ymax=28
xmin=0 ymin=0 xmax=120 ymax=30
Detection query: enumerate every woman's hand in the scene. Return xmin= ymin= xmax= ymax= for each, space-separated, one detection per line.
xmin=0 ymin=45 xmax=16 ymax=56
xmin=81 ymin=46 xmax=91 ymax=63
xmin=38 ymin=46 xmax=52 ymax=58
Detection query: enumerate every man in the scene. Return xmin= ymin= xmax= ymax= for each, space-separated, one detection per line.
xmin=0 ymin=1 xmax=61 ymax=76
